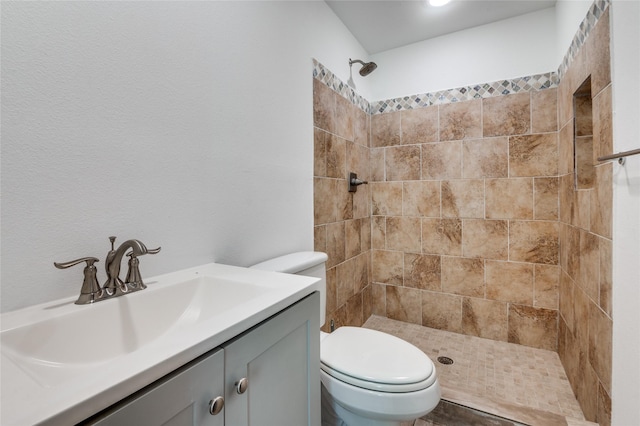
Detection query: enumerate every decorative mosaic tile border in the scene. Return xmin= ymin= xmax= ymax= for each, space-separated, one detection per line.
xmin=558 ymin=0 xmax=610 ymax=79
xmin=312 ymin=59 xmax=370 ymax=114
xmin=313 ymin=0 xmax=609 ymax=115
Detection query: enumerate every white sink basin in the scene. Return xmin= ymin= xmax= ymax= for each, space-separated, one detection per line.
xmin=1 ymin=275 xmax=268 ymax=387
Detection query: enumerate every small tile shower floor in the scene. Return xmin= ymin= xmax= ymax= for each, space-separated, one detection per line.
xmin=363 ymin=315 xmax=588 ymax=424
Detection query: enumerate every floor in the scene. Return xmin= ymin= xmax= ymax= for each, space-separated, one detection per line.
xmin=363 ymin=316 xmax=597 ymax=426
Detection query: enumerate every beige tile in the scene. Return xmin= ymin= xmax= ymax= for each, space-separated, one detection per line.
xmin=337 ymin=178 xmax=353 ymax=221
xmin=597 ymin=383 xmax=612 ymax=426
xmin=483 ymin=92 xmax=530 ymax=137
xmin=314 ymin=177 xmax=337 ymax=224
xmin=362 ymin=284 xmax=372 ymax=322
xmin=386 ymin=285 xmax=422 ymax=325
xmin=462 ymin=297 xmax=508 ymax=341
xmin=313 ymin=78 xmax=335 ymax=133
xmin=371 ymin=283 xmax=386 ymax=316
xmin=352 ymin=180 xmax=369 ymax=220
xmin=575 ymin=94 xmax=593 ymax=137
xmin=421 ymin=291 xmax=462 ymax=333
xmin=401 ymin=105 xmax=439 ymax=144
xmin=386 ymin=216 xmax=421 ymax=252
xmin=462 ymin=137 xmax=508 ymax=179
xmin=559 ymin=173 xmax=574 ymax=224
xmin=354 ymin=107 xmax=370 ymax=147
xmin=372 ymin=111 xmax=401 ymax=148
xmin=325 ymin=133 xmax=346 ymax=179
xmin=326 ymin=221 xmax=345 ymax=268
xmin=534 ymin=177 xmax=559 ymax=220
xmin=485 ymin=178 xmax=533 ymax=219
xmin=371 ymin=181 xmax=403 ymax=216
xmin=508 ymin=304 xmax=558 ymax=351
xmin=534 ymin=264 xmax=560 ymax=309
xmin=336 ymin=257 xmax=357 ymax=307
xmin=442 ymin=256 xmax=484 ymax=297
xmin=422 ymin=141 xmax=462 ymax=179
xmin=599 ymin=237 xmax=612 ymax=317
xmin=422 ymin=218 xmax=462 ymax=256
xmin=485 ymin=260 xmax=533 ymax=305
xmin=372 ymin=250 xmax=403 ymax=285
xmin=587 ymin=8 xmax=611 ymax=97
xmin=509 ymin=221 xmax=559 ymax=265
xmin=559 ymin=122 xmax=574 ymax=175
xmin=314 ymin=225 xmax=326 ymax=253
xmin=442 ymin=179 xmax=484 ymax=218
xmin=314 ymin=127 xmax=326 ymax=177
xmin=531 ymin=88 xmax=558 ymax=133
xmin=589 ymin=302 xmax=612 ymax=394
xmin=345 ymin=292 xmax=364 ymax=327
xmin=558 ymin=274 xmax=575 ymax=348
xmin=593 ymin=85 xmax=613 ymax=161
xmin=370 ymin=148 xmax=385 ymax=182
xmin=335 ymin=94 xmax=355 ymax=141
xmin=590 ymin=163 xmax=612 ymax=239
xmin=404 ymin=253 xmax=441 ymax=291
xmin=574 ymin=188 xmax=591 ymax=231
xmin=386 ymin=145 xmax=421 ymax=181
xmin=578 ymin=229 xmax=599 ymax=302
xmin=360 ymin=217 xmax=371 ymax=252
xmin=371 ymin=216 xmax=386 ymax=249
xmin=347 ymin=140 xmax=370 ymax=182
xmin=325 ymin=266 xmax=337 ymax=317
xmin=509 ymin=133 xmax=558 ymax=177
xmin=403 ymin=181 xmax=440 ymax=217
xmin=462 ymin=219 xmax=508 ymax=260
xmin=576 ymin=136 xmax=595 ymax=188
xmin=439 ymin=99 xmax=482 ymax=141
xmin=345 ymin=219 xmax=361 ymax=259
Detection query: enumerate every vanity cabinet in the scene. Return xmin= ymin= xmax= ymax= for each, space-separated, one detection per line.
xmin=85 ymin=292 xmax=320 ymax=426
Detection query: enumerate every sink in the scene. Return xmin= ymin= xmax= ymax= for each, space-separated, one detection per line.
xmin=0 ymin=274 xmax=268 ymax=387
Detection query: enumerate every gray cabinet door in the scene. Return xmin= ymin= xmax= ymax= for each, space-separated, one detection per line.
xmin=223 ymin=292 xmax=320 ymax=426
xmin=88 ymin=348 xmax=225 ymax=426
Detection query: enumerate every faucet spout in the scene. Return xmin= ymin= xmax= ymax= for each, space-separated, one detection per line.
xmin=104 ymin=237 xmax=148 ymax=295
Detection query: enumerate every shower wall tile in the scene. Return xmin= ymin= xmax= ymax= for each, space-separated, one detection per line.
xmin=586 ymin=7 xmax=611 ymax=97
xmin=386 ymin=285 xmax=422 ymax=325
xmin=371 ymin=283 xmax=386 ymax=316
xmin=509 ymin=220 xmax=559 ymax=265
xmin=345 ymin=219 xmax=361 ymax=259
xmin=578 ymin=229 xmax=599 ymax=302
xmin=462 ymin=137 xmax=508 ymax=179
xmin=462 ymin=297 xmax=508 ymax=341
xmin=422 ymin=218 xmax=462 ymax=256
xmin=534 ymin=177 xmax=559 ymax=220
xmin=441 ymin=179 xmax=484 ymax=218
xmin=558 ymin=122 xmax=574 ymax=175
xmin=590 ymin=163 xmax=612 ymax=239
xmin=421 ymin=291 xmax=463 ymax=333
xmin=402 ymin=181 xmax=440 ymax=217
xmin=385 ymin=145 xmax=421 ymax=181
xmin=371 ymin=111 xmax=401 ymax=147
xmin=401 ymin=106 xmax=439 ymax=144
xmin=462 ymin=219 xmax=508 ymax=260
xmin=404 ymin=253 xmax=441 ymax=291
xmin=485 ymin=178 xmax=533 ymax=219
xmin=372 ymin=250 xmax=403 ymax=286
xmin=347 ymin=141 xmax=370 ymax=182
xmin=314 ymin=178 xmax=337 ymax=224
xmin=370 ymin=148 xmax=385 ymax=182
xmin=371 ymin=182 xmax=403 ymax=216
xmin=314 ymin=225 xmax=326 ymax=253
xmin=588 ymin=303 xmax=612 ymax=394
xmin=326 ymin=221 xmax=345 ymax=268
xmin=354 ymin=107 xmax=370 ymax=148
xmin=531 ymin=88 xmax=558 ymax=133
xmin=335 ymin=94 xmax=355 ymax=142
xmin=485 ymin=261 xmax=533 ymax=305
xmin=593 ymin=85 xmax=613 ymax=160
xmin=509 ymin=133 xmax=558 ymax=177
xmin=441 ymin=256 xmax=484 ymax=298
xmin=598 ymin=237 xmax=612 ymax=316
xmin=313 ymin=78 xmax=336 ymax=133
xmin=439 ymin=99 xmax=482 ymax=141
xmin=483 ymin=92 xmax=530 ymax=137
xmin=371 ymin=216 xmax=386 ymax=249
xmin=534 ymin=264 xmax=560 ymax=310
xmin=507 ymin=304 xmax=558 ymax=351
xmin=385 ymin=216 xmax=421 ymax=252
xmin=314 ymin=128 xmax=327 ymax=177
xmin=421 ymin=141 xmax=462 ymax=180
xmin=325 ymin=133 xmax=346 ymax=179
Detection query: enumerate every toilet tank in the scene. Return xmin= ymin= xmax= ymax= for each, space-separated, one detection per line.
xmin=250 ymin=252 xmax=328 ymax=327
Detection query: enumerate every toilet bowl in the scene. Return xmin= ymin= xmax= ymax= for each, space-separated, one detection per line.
xmin=251 ymin=252 xmax=441 ymax=426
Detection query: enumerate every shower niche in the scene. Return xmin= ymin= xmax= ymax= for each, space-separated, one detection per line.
xmin=573 ymin=77 xmax=595 ymax=189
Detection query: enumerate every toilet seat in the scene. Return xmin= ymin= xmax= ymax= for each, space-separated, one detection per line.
xmin=321 ymin=327 xmax=437 ymax=393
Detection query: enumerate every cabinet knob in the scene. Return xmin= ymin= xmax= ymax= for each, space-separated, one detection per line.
xmin=235 ymin=378 xmax=248 ymax=394
xmin=209 ymin=396 xmax=224 ymax=415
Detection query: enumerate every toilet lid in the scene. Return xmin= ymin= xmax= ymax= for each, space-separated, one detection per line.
xmin=321 ymin=327 xmax=434 ymax=388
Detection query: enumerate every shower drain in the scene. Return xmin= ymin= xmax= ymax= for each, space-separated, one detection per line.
xmin=437 ymin=356 xmax=454 ymax=365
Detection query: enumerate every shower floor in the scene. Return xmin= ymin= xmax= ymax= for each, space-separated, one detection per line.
xmin=362 ymin=316 xmax=596 ymax=426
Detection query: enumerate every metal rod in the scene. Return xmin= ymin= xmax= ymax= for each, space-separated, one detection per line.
xmin=597 ymin=147 xmax=640 ymax=162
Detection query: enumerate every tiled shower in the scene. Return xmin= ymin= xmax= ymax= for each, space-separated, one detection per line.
xmin=313 ymin=1 xmax=613 ymax=424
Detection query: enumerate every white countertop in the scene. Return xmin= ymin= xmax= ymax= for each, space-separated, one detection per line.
xmin=0 ymin=263 xmax=319 ymax=425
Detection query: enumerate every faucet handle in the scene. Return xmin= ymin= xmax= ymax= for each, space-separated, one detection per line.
xmin=54 ymin=257 xmax=102 ymax=305
xmin=124 ymin=247 xmax=161 ymax=290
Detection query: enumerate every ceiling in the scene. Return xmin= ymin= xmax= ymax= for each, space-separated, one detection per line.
xmin=325 ymin=0 xmax=557 ymax=55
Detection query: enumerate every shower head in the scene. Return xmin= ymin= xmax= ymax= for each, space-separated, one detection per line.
xmin=349 ymin=58 xmax=377 ymax=76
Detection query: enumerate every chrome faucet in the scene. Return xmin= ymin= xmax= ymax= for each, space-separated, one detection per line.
xmin=54 ymin=236 xmax=161 ymax=304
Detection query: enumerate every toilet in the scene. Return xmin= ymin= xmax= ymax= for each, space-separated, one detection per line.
xmin=251 ymin=252 xmax=441 ymax=426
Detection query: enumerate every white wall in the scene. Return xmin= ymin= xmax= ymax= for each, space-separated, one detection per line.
xmin=610 ymin=1 xmax=640 ymax=423
xmin=555 ymin=0 xmax=594 ymax=65
xmin=0 ymin=1 xmax=370 ymax=312
xmin=368 ymin=7 xmax=557 ymax=100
